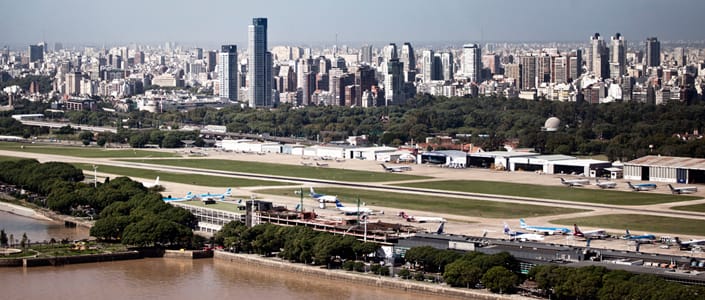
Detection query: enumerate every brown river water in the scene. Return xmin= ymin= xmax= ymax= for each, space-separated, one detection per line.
xmin=0 ymin=211 xmax=474 ymax=300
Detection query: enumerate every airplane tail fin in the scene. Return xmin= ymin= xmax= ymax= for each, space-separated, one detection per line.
xmin=627 ymin=182 xmax=635 ymax=189
xmin=519 ymin=218 xmax=527 ymax=228
xmin=294 ymin=203 xmax=302 ymax=212
xmin=667 ymin=184 xmax=675 ymax=191
xmin=225 ymin=188 xmax=232 ymax=196
xmin=335 ymin=200 xmax=344 ymax=208
xmin=436 ymin=222 xmax=445 ymax=234
xmin=185 ymin=192 xmax=193 ymax=199
xmin=155 ymin=176 xmax=160 ymax=186
xmin=625 ymin=229 xmax=631 ymax=236
xmin=309 ymin=187 xmax=316 ymax=196
xmin=503 ymin=223 xmax=510 ymax=234
xmin=560 ymin=178 xmax=565 ymax=183
xmin=574 ymin=224 xmax=582 ymax=235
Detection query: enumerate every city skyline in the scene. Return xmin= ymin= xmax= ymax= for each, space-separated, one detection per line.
xmin=1 ymin=0 xmax=704 ymax=47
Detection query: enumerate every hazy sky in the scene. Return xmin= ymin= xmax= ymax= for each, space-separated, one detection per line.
xmin=1 ymin=0 xmax=703 ymax=47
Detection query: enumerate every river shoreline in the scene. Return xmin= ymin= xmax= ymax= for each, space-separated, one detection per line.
xmin=0 ymin=201 xmax=52 ymax=221
xmin=214 ymin=251 xmax=529 ymax=300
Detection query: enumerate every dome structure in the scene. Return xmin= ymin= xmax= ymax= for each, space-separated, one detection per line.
xmin=542 ymin=117 xmax=560 ymax=132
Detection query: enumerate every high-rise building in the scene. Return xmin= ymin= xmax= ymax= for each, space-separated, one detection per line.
xmin=206 ymin=51 xmax=217 ymax=73
xmin=645 ymin=37 xmax=660 ymax=68
xmin=610 ymin=33 xmax=626 ymax=78
xmin=384 ymin=58 xmax=404 ymax=105
xmin=461 ymin=44 xmax=481 ymax=82
xmin=568 ymin=49 xmax=583 ymax=82
xmin=65 ymin=72 xmax=82 ymax=96
xmin=219 ymin=45 xmax=238 ymax=101
xmin=359 ymin=45 xmax=373 ymax=64
xmin=589 ymin=33 xmax=610 ymax=79
xmin=421 ymin=50 xmax=435 ymax=83
xmin=248 ymin=17 xmax=273 ymax=107
xmin=28 ymin=44 xmax=44 ymax=63
xmin=552 ymin=56 xmax=568 ymax=84
xmin=399 ymin=43 xmax=416 ymax=83
xmin=440 ymin=52 xmax=454 ymax=81
xmin=194 ymin=48 xmax=203 ymax=60
xmin=355 ymin=65 xmax=377 ymax=105
xmin=537 ymin=53 xmax=551 ymax=83
xmin=519 ymin=55 xmax=537 ymax=90
xmin=504 ymin=63 xmax=521 ymax=88
xmin=674 ymin=47 xmax=686 ymax=66
xmin=482 ymin=54 xmax=500 ymax=75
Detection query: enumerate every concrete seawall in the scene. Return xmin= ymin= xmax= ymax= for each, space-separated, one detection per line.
xmin=164 ymin=249 xmax=213 ymax=259
xmin=21 ymin=251 xmax=142 ymax=267
xmin=214 ymin=251 xmax=525 ymax=300
xmin=0 ymin=201 xmax=52 ymax=221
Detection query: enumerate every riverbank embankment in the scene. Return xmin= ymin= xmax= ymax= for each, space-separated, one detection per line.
xmin=0 ymin=201 xmax=52 ymax=221
xmin=214 ymin=251 xmax=527 ymax=300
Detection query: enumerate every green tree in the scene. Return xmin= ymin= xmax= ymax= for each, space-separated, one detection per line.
xmin=481 ymin=266 xmax=518 ymax=294
xmin=444 ymin=260 xmax=483 ymax=288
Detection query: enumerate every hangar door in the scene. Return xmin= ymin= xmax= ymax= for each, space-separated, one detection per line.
xmin=688 ymin=169 xmax=705 ymax=184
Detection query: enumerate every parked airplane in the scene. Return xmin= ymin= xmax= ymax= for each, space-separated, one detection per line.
xmin=334 ymin=200 xmax=372 ymax=215
xmin=398 ymin=211 xmax=446 ymax=223
xmin=573 ymin=224 xmax=608 ymax=239
xmin=621 ymin=229 xmax=656 ymax=243
xmin=627 ymin=182 xmax=657 ymax=191
xmin=162 ymin=192 xmax=194 ymax=202
xmin=503 ymin=223 xmax=544 ymax=241
xmin=674 ymin=237 xmax=705 ymax=250
xmin=309 ymin=187 xmax=338 ymax=203
xmin=142 ymin=176 xmax=161 ymax=188
xmin=381 ymin=164 xmax=412 ymax=173
xmin=315 ymin=161 xmax=329 ymax=167
xmin=519 ymin=218 xmax=571 ymax=235
xmin=595 ymin=178 xmax=617 ymax=189
xmin=667 ymin=184 xmax=698 ymax=195
xmin=560 ymin=177 xmax=590 ymax=187
xmin=300 ymin=161 xmax=313 ymax=166
xmin=198 ymin=188 xmax=232 ymax=199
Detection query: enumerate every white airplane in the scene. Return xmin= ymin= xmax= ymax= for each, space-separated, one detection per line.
xmin=621 ymin=229 xmax=656 ymax=243
xmin=398 ymin=211 xmax=446 ymax=223
xmin=595 ymin=178 xmax=617 ymax=189
xmin=162 ymin=192 xmax=194 ymax=202
xmin=142 ymin=176 xmax=161 ymax=188
xmin=198 ymin=188 xmax=232 ymax=199
xmin=560 ymin=177 xmax=590 ymax=187
xmin=519 ymin=218 xmax=571 ymax=235
xmin=300 ymin=161 xmax=313 ymax=166
xmin=573 ymin=224 xmax=608 ymax=239
xmin=667 ymin=184 xmax=698 ymax=195
xmin=309 ymin=187 xmax=338 ymax=203
xmin=315 ymin=161 xmax=329 ymax=167
xmin=381 ymin=164 xmax=412 ymax=173
xmin=675 ymin=237 xmax=705 ymax=250
xmin=627 ymin=182 xmax=657 ymax=191
xmin=334 ymin=200 xmax=372 ymax=215
xmin=503 ymin=223 xmax=544 ymax=241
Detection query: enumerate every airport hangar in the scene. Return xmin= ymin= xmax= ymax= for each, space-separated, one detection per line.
xmin=466 ymin=151 xmax=613 ymax=176
xmin=624 ymin=155 xmax=705 ymax=184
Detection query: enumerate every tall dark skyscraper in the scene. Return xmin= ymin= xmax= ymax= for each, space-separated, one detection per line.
xmin=589 ymin=33 xmax=609 ymax=80
xmin=28 ymin=44 xmax=44 ymax=63
xmin=248 ymin=17 xmax=273 ymax=107
xmin=219 ymin=45 xmax=238 ymax=101
xmin=645 ymin=37 xmax=661 ymax=68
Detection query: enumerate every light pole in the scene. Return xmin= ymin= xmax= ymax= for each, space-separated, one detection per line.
xmin=92 ymin=165 xmax=98 ymax=188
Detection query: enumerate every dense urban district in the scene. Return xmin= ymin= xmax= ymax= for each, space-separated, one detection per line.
xmin=3 ymin=16 xmax=705 ymax=300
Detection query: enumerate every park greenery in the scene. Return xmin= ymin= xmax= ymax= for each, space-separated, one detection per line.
xmin=0 ymin=159 xmax=198 ymax=248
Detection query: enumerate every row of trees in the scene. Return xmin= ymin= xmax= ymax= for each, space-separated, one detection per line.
xmin=0 ymin=159 xmax=197 ymax=248
xmin=214 ymin=221 xmax=380 ymax=266
xmin=404 ymin=246 xmax=521 ymax=293
xmin=529 ymin=264 xmax=705 ymax=300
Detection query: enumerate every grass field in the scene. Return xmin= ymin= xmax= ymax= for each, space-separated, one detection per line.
xmin=0 ymin=142 xmax=177 ymax=158
xmin=123 ymin=159 xmax=430 ymax=182
xmin=395 ymin=180 xmax=699 ymax=205
xmin=551 ymin=214 xmax=705 ymax=236
xmin=0 ymin=155 xmax=22 ymax=162
xmin=74 ymin=163 xmax=289 ymax=187
xmin=255 ymin=187 xmax=586 ymax=219
xmin=671 ymin=203 xmax=705 ymax=213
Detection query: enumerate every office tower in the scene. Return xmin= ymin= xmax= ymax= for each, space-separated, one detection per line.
xmin=519 ymin=55 xmax=537 ymax=90
xmin=462 ymin=44 xmax=481 ymax=82
xmin=440 ymin=52 xmax=454 ymax=81
xmin=301 ymin=71 xmax=314 ymax=106
xmin=589 ymin=33 xmax=609 ymax=79
xmin=433 ymin=54 xmax=443 ymax=81
xmin=111 ymin=55 xmax=122 ymax=69
xmin=399 ymin=43 xmax=416 ymax=75
xmin=296 ymin=57 xmax=312 ymax=90
xmin=359 ymin=45 xmax=372 ymax=64
xmin=568 ymin=49 xmax=583 ymax=82
xmin=421 ymin=50 xmax=435 ymax=83
xmin=248 ymin=17 xmax=272 ymax=107
xmin=65 ymin=72 xmax=82 ymax=96
xmin=384 ymin=58 xmax=403 ymax=105
xmin=194 ymin=48 xmax=203 ymax=59
xmin=278 ymin=65 xmax=295 ymax=92
xmin=318 ymin=56 xmax=331 ymax=75
xmin=134 ymin=51 xmax=145 ymax=65
xmin=206 ymin=51 xmax=217 ymax=72
xmin=355 ymin=65 xmax=377 ymax=105
xmin=552 ymin=56 xmax=568 ymax=84
xmin=29 ymin=44 xmax=44 ymax=62
xmin=381 ymin=43 xmax=397 ymax=75
xmin=482 ymin=54 xmax=500 ymax=75
xmin=537 ymin=54 xmax=551 ymax=83
xmin=645 ymin=37 xmax=660 ymax=67
xmin=674 ymin=47 xmax=686 ymax=66
xmin=219 ymin=45 xmax=238 ymax=101
xmin=610 ymin=33 xmax=626 ymax=78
